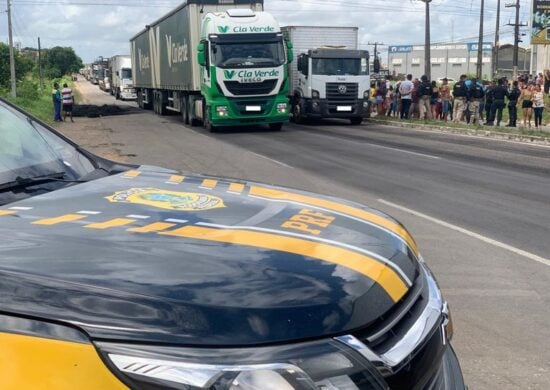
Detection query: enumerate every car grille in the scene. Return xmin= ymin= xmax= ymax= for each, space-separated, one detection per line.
xmin=224 ymin=80 xmax=277 ymax=96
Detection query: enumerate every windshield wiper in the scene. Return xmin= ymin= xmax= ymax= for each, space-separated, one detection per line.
xmin=0 ymin=172 xmax=84 ymax=192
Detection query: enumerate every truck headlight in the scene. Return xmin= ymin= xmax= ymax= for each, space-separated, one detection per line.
xmin=99 ymin=339 xmax=385 ymax=389
xmin=277 ymin=103 xmax=288 ymax=113
xmin=216 ymin=106 xmax=229 ymax=117
xmin=312 ymin=89 xmax=320 ymax=99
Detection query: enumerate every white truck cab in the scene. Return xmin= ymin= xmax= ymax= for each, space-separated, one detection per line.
xmin=110 ymin=55 xmax=136 ymax=100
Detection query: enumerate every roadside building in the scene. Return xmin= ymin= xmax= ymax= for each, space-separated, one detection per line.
xmin=388 ymin=42 xmax=493 ymax=80
xmin=496 ymin=44 xmax=531 ymax=79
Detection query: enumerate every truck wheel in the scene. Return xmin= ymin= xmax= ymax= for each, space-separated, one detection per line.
xmin=292 ymin=102 xmax=305 ymax=124
xmin=181 ymin=96 xmax=189 ymax=125
xmin=158 ymin=91 xmax=167 ymax=116
xmin=269 ymin=123 xmax=283 ymax=131
xmin=350 ymin=117 xmax=363 ymax=125
xmin=203 ymin=105 xmax=217 ymax=133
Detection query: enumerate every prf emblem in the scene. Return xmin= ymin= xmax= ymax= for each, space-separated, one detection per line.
xmin=106 ymin=188 xmax=225 ymax=211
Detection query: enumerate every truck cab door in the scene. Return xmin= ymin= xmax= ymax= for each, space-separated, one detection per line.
xmin=198 ymin=40 xmax=211 ymax=88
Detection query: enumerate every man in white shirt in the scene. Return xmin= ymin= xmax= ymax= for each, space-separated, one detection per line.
xmin=399 ymin=74 xmax=414 ymax=119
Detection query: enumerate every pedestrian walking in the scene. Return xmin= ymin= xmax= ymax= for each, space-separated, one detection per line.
xmin=399 ymin=74 xmax=413 ymax=119
xmin=484 ymin=81 xmax=494 ymax=125
xmin=468 ymin=77 xmax=484 ymax=125
xmin=440 ymin=78 xmax=451 ymax=122
xmin=418 ymin=75 xmax=433 ymax=120
xmin=507 ymin=80 xmax=521 ymax=127
xmin=52 ymin=83 xmax=62 ymax=122
xmin=519 ymin=84 xmax=534 ymax=127
xmin=452 ymin=75 xmax=469 ymax=123
xmin=487 ymin=78 xmax=509 ymax=127
xmin=61 ymin=83 xmax=75 ymax=123
xmin=533 ymin=84 xmax=545 ymax=128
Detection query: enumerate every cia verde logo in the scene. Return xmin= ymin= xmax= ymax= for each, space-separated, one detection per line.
xmin=224 ymin=70 xmax=236 ymax=79
xmin=217 ymin=25 xmax=229 ymax=33
xmin=106 ymin=188 xmax=225 ymax=211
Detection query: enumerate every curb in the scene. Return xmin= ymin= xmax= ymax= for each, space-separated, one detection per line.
xmin=369 ymin=119 xmax=550 ymax=146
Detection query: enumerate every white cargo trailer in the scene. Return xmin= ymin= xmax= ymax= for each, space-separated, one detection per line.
xmin=282 ymin=26 xmax=370 ymax=125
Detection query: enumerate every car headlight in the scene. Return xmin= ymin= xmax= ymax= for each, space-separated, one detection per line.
xmin=216 ymin=105 xmax=229 ymax=117
xmin=312 ymin=89 xmax=320 ymax=99
xmin=98 ymin=339 xmax=387 ymax=389
xmin=277 ymin=103 xmax=288 ymax=113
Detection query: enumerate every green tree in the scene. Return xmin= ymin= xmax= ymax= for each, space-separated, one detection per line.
xmin=43 ymin=46 xmax=83 ymax=78
xmin=0 ymin=43 xmax=34 ymax=89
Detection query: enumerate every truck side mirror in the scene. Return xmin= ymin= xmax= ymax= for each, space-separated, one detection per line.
xmin=286 ymin=40 xmax=294 ymax=63
xmin=373 ymin=58 xmax=380 ymax=74
xmin=297 ymin=54 xmax=303 ymax=72
xmin=197 ymin=42 xmax=206 ymax=66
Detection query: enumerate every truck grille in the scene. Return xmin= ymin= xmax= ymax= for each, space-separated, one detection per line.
xmin=224 ymin=80 xmax=277 ymax=96
xmin=326 ymin=82 xmax=358 ymax=102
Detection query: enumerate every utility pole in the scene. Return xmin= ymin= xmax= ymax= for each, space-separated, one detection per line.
xmin=367 ymin=42 xmax=385 ymax=73
xmin=38 ymin=37 xmax=44 ymax=89
xmin=420 ymin=0 xmax=432 ymax=79
xmin=7 ymin=0 xmax=16 ymax=97
xmin=493 ymin=0 xmax=500 ymax=78
xmin=476 ymin=0 xmax=485 ymax=79
xmin=506 ymin=0 xmax=527 ymax=80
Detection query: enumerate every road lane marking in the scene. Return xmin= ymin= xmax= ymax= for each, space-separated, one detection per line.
xmin=249 ymin=186 xmax=419 ymax=256
xmin=199 ymin=179 xmax=218 ymax=190
xmin=249 ymin=152 xmax=294 ymax=168
xmin=164 ymin=218 xmax=188 ymax=224
xmin=166 ymin=175 xmax=185 ymax=184
xmin=377 ymin=199 xmax=550 ymax=268
xmin=85 ymin=218 xmax=136 ymax=230
xmin=228 ymin=182 xmax=245 ymax=194
xmin=33 ymin=214 xmax=87 ymax=225
xmin=363 ymin=142 xmax=441 ymax=160
xmin=126 ymin=214 xmax=150 ymax=219
xmin=77 ymin=210 xmax=102 ymax=215
xmin=128 ymin=222 xmax=176 ymax=233
xmin=197 ymin=222 xmax=413 ymax=286
xmin=9 ymin=206 xmax=33 ymax=210
xmin=160 ymin=225 xmax=409 ymax=302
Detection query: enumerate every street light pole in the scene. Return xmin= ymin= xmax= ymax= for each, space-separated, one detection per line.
xmin=7 ymin=0 xmax=17 ymax=97
xmin=476 ymin=0 xmax=485 ymax=79
xmin=493 ymin=0 xmax=501 ymax=78
xmin=420 ymin=0 xmax=432 ymax=79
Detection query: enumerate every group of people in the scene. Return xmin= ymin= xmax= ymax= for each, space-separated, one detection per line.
xmin=371 ymin=73 xmax=547 ymax=129
xmin=52 ymin=82 xmax=75 ymax=122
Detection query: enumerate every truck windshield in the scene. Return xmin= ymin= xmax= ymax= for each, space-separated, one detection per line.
xmin=212 ymin=41 xmax=285 ymax=68
xmin=312 ymin=58 xmax=369 ymax=76
xmin=121 ymin=68 xmax=132 ymax=79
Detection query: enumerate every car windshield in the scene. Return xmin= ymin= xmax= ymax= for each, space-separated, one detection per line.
xmin=212 ymin=41 xmax=285 ymax=68
xmin=312 ymin=58 xmax=369 ymax=76
xmin=121 ymin=68 xmax=132 ymax=79
xmin=0 ymin=101 xmax=95 ymax=196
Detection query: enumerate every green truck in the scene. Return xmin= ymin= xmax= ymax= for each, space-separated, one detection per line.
xmin=130 ymin=0 xmax=292 ymax=131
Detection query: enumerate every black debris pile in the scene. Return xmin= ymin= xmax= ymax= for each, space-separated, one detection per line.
xmin=72 ymin=105 xmax=141 ymax=118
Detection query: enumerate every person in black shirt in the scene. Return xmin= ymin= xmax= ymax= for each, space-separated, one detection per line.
xmin=487 ymin=78 xmax=509 ymax=126
xmin=484 ymin=81 xmax=494 ymax=125
xmin=452 ymin=74 xmax=469 ymax=123
xmin=507 ymin=80 xmax=521 ymax=127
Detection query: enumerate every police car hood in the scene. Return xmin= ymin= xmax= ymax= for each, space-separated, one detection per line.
xmin=0 ymin=167 xmax=419 ymax=346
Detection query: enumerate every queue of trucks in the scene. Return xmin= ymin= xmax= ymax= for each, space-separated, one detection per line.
xmin=84 ymin=0 xmax=372 ymax=130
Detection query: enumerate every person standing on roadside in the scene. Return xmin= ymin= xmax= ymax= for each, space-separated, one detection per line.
xmin=452 ymin=75 xmax=469 ymax=123
xmin=487 ymin=78 xmax=508 ymax=127
xmin=399 ymin=74 xmax=413 ymax=119
xmin=418 ymin=75 xmax=433 ymax=120
xmin=519 ymin=83 xmax=534 ymax=127
xmin=52 ymin=83 xmax=62 ymax=122
xmin=430 ymin=80 xmax=439 ymax=119
xmin=440 ymin=78 xmax=451 ymax=122
xmin=507 ymin=80 xmax=521 ymax=127
xmin=484 ymin=81 xmax=494 ymax=125
xmin=468 ymin=77 xmax=484 ymax=125
xmin=61 ymin=83 xmax=75 ymax=123
xmin=544 ymin=69 xmax=550 ymax=94
xmin=533 ymin=84 xmax=545 ymax=128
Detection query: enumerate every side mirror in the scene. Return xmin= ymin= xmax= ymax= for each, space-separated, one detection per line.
xmin=297 ymin=54 xmax=303 ymax=72
xmin=197 ymin=42 xmax=205 ymax=66
xmin=373 ymin=58 xmax=380 ymax=74
xmin=286 ymin=40 xmax=294 ymax=63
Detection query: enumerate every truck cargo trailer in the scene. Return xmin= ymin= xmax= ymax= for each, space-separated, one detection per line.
xmin=130 ymin=0 xmax=292 ymax=131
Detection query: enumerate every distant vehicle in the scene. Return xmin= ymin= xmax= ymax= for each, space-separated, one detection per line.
xmin=283 ymin=26 xmax=370 ymax=125
xmin=130 ymin=0 xmax=292 ymax=132
xmin=109 ymin=55 xmax=136 ymax=100
xmin=99 ymin=69 xmax=111 ymax=92
xmin=0 ymin=96 xmax=466 ymax=389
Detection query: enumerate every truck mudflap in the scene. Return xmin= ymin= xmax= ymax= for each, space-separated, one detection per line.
xmin=208 ymin=96 xmax=290 ymax=126
xmin=301 ymin=97 xmax=370 ymax=119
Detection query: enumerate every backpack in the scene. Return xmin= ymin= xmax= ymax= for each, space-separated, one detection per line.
xmin=471 ymin=83 xmax=484 ymax=99
xmin=420 ymin=82 xmax=433 ymax=97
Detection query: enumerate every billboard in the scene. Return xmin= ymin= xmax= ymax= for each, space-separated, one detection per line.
xmin=389 ymin=45 xmax=413 ymax=53
xmin=531 ymin=0 xmax=550 ymax=44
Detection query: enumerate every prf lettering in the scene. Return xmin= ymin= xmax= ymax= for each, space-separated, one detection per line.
xmin=281 ymin=209 xmax=335 ymax=235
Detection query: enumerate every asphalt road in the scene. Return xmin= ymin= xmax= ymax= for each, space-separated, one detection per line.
xmin=58 ymin=79 xmax=550 ymax=389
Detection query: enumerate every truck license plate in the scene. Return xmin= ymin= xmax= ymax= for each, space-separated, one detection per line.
xmin=246 ymin=106 xmax=262 ymax=112
xmin=337 ymin=106 xmax=352 ymax=112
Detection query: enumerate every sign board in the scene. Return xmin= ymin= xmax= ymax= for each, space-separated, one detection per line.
xmin=389 ymin=45 xmax=413 ymax=53
xmin=467 ymin=43 xmax=492 ymax=52
xmin=531 ymin=0 xmax=550 ymax=44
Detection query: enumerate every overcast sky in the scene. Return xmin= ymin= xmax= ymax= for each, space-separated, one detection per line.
xmin=0 ymin=0 xmax=533 ymax=63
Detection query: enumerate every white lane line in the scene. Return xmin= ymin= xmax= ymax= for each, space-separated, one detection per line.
xmin=377 ymin=199 xmax=550 ymax=267
xmin=363 ymin=142 xmax=441 ymax=160
xmin=77 ymin=210 xmax=102 ymax=215
xmin=249 ymin=152 xmax=294 ymax=168
xmin=9 ymin=206 xmax=33 ymax=210
xmin=126 ymin=214 xmax=150 ymax=219
xmin=164 ymin=218 xmax=188 ymax=224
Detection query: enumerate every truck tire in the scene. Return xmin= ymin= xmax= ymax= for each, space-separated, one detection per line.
xmin=203 ymin=105 xmax=217 ymax=133
xmin=181 ymin=96 xmax=189 ymax=125
xmin=158 ymin=91 xmax=168 ymax=116
xmin=115 ymin=89 xmax=120 ymax=100
xmin=292 ymin=100 xmax=305 ymax=124
xmin=350 ymin=117 xmax=363 ymax=125
xmin=269 ymin=123 xmax=283 ymax=131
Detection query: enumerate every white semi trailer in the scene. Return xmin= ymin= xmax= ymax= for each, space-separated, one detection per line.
xmin=282 ymin=26 xmax=370 ymax=125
